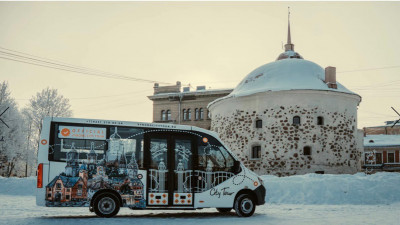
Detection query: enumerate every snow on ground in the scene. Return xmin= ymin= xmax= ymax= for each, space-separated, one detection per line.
xmin=262 ymin=172 xmax=400 ymax=205
xmin=1 ymin=173 xmax=400 ymax=225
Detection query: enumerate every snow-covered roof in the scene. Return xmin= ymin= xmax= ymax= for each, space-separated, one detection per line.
xmin=148 ymin=88 xmax=233 ymax=100
xmin=364 ymin=135 xmax=400 ymax=147
xmin=209 ymin=59 xmax=360 ymax=107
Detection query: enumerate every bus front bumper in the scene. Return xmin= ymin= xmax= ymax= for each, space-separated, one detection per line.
xmin=254 ymin=185 xmax=266 ymax=205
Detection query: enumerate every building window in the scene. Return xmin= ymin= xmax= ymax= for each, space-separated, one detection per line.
xmin=251 ymin=146 xmax=261 ymax=159
xmin=183 ymin=109 xmax=187 ymax=120
xmin=293 ymin=116 xmax=300 ymax=125
xmin=376 ymin=153 xmax=382 ymax=164
xmin=187 ymin=109 xmax=191 ymax=120
xmin=66 ymin=195 xmax=70 ymax=200
xmin=47 ymin=193 xmax=51 ymax=198
xmin=166 ymin=110 xmax=171 ymax=121
xmin=56 ymin=183 xmax=61 ymax=189
xmin=48 ymin=188 xmax=52 ymax=191
xmin=388 ymin=152 xmax=395 ymax=163
xmin=199 ymin=108 xmax=204 ymax=120
xmin=195 ymin=108 xmax=199 ymax=120
xmin=317 ymin=116 xmax=324 ymax=125
xmin=67 ymin=188 xmax=71 ymax=192
xmin=78 ymin=184 xmax=83 ymax=189
xmin=303 ymin=146 xmax=311 ymax=155
xmin=161 ymin=110 xmax=166 ymax=121
xmin=255 ymin=119 xmax=262 ymax=128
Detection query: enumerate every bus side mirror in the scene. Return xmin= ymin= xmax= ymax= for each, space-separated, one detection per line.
xmin=233 ymin=161 xmax=241 ymax=174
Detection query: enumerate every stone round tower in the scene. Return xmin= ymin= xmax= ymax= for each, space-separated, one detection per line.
xmin=208 ymin=20 xmax=363 ymax=176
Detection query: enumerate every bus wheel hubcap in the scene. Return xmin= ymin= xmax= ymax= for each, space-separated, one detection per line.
xmin=99 ymin=197 xmax=115 ymax=214
xmin=241 ymin=198 xmax=253 ymax=214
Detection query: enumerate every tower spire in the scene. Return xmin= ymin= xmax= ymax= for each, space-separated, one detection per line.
xmin=284 ymin=7 xmax=294 ymax=51
xmin=287 ymin=7 xmax=291 ymax=44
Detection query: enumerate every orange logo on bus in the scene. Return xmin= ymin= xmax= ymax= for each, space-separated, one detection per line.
xmin=61 ymin=128 xmax=70 ymax=137
xmin=41 ymin=139 xmax=47 ymax=145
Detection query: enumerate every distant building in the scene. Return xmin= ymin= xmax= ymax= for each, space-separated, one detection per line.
xmin=148 ymin=81 xmax=232 ymax=130
xmin=364 ymin=135 xmax=400 ymax=172
xmin=364 ymin=121 xmax=400 ymax=135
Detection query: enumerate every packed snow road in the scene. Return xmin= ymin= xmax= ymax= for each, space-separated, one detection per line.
xmin=1 ymin=173 xmax=400 ymax=225
xmin=1 ymin=195 xmax=399 ymax=225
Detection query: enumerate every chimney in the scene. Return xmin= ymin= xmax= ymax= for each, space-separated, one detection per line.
xmin=196 ymin=85 xmax=206 ymax=91
xmin=325 ymin=66 xmax=337 ymax=89
xmin=153 ymin=83 xmax=159 ymax=94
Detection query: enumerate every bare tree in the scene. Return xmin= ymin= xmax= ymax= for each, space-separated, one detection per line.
xmin=0 ymin=81 xmax=25 ymax=177
xmin=23 ymin=87 xmax=73 ymax=168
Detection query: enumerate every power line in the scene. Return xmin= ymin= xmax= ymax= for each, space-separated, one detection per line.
xmin=14 ymin=88 xmax=152 ymax=101
xmin=337 ymin=66 xmax=400 ymax=74
xmin=0 ymin=46 xmax=172 ymax=85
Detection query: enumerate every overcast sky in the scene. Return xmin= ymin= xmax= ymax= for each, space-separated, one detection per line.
xmin=1 ymin=1 xmax=400 ymax=128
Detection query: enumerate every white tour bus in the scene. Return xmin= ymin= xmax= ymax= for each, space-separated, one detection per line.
xmin=36 ymin=117 xmax=266 ymax=217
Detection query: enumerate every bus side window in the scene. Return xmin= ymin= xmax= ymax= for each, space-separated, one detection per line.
xmin=197 ymin=136 xmax=235 ymax=172
xmin=50 ymin=124 xmax=107 ymax=162
xmin=108 ymin=127 xmax=144 ymax=169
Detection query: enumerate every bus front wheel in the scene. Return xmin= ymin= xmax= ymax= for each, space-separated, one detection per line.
xmin=93 ymin=193 xmax=120 ymax=218
xmin=234 ymin=194 xmax=256 ymax=217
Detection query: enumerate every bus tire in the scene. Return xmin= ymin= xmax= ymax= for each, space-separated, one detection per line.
xmin=216 ymin=208 xmax=232 ymax=213
xmin=234 ymin=194 xmax=256 ymax=217
xmin=93 ymin=193 xmax=120 ymax=218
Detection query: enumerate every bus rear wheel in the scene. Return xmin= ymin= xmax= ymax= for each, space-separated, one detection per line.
xmin=234 ymin=194 xmax=256 ymax=217
xmin=216 ymin=208 xmax=232 ymax=213
xmin=93 ymin=193 xmax=120 ymax=218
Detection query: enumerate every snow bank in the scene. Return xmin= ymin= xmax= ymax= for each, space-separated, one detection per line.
xmin=0 ymin=176 xmax=36 ymax=196
xmin=262 ymin=172 xmax=400 ymax=205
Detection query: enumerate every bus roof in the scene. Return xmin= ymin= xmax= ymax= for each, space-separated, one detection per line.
xmin=45 ymin=116 xmax=220 ymax=140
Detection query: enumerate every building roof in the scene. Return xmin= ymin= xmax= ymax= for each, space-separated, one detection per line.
xmin=227 ymin=59 xmax=358 ymax=98
xmin=208 ymin=15 xmax=360 ymax=108
xmin=46 ymin=175 xmax=82 ymax=188
xmin=364 ymin=135 xmax=400 ymax=147
xmin=148 ymin=88 xmax=233 ymax=100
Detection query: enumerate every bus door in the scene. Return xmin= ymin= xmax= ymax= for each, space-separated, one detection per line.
xmin=146 ymin=133 xmax=195 ymax=207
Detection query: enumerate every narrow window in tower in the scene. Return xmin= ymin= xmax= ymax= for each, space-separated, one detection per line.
xmin=317 ymin=116 xmax=324 ymax=125
xmin=303 ymin=146 xmax=311 ymax=155
xmin=293 ymin=116 xmax=301 ymax=125
xmin=195 ymin=108 xmax=199 ymax=120
xmin=255 ymin=119 xmax=262 ymax=128
xmin=251 ymin=146 xmax=261 ymax=159
xmin=166 ymin=110 xmax=171 ymax=121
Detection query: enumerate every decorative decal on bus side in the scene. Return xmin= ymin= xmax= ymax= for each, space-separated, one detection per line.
xmin=45 ymin=141 xmax=146 ymax=208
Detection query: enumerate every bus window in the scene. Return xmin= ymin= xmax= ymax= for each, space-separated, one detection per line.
xmin=197 ymin=136 xmax=235 ymax=173
xmin=107 ymin=127 xmax=144 ymax=168
xmin=50 ymin=124 xmax=107 ymax=162
xmin=149 ymin=138 xmax=168 ymax=193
